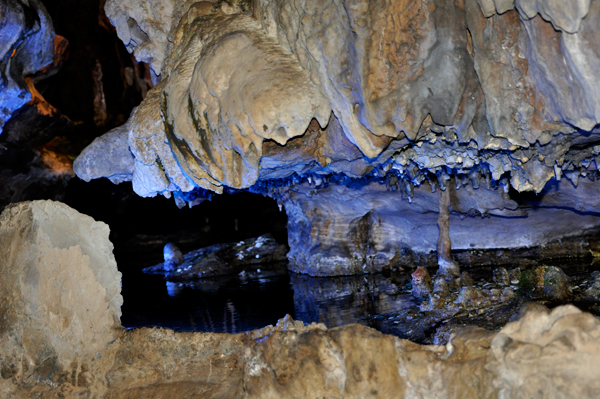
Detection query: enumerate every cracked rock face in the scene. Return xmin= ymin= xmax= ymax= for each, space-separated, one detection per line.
xmin=74 ymin=0 xmax=600 ymax=274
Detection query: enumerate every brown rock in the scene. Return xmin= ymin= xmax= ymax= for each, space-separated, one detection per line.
xmin=534 ymin=265 xmax=572 ymax=300
xmin=412 ymin=266 xmax=433 ymax=298
xmin=493 ymin=267 xmax=510 ymax=286
xmin=455 ymin=286 xmax=491 ymax=309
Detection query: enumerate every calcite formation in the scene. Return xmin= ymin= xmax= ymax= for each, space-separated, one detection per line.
xmin=74 ymin=0 xmax=600 ymax=274
xmin=3 ymin=201 xmax=600 ymax=398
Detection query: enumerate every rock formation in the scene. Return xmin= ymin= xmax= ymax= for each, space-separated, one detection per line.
xmin=0 ymin=200 xmax=122 ymax=392
xmin=3 ymin=200 xmax=600 ymax=398
xmin=70 ymin=0 xmax=600 ymax=275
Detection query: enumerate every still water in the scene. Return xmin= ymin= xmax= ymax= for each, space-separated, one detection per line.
xmin=121 ymin=263 xmax=416 ymax=333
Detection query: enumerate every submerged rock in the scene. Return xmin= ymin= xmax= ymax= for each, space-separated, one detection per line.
xmin=144 ymin=234 xmax=288 ymax=279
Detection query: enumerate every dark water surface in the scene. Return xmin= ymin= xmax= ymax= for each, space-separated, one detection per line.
xmin=121 ymin=267 xmax=296 ymax=333
xmin=120 ymin=261 xmax=416 ymax=333
xmin=120 ymin=253 xmax=600 ymax=334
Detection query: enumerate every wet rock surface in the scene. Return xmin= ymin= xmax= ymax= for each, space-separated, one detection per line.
xmin=369 ymin=261 xmax=600 ymax=345
xmin=142 ymin=234 xmax=288 ymax=279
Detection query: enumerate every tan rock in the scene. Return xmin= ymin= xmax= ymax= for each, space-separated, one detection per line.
xmin=0 ymin=200 xmax=122 ymax=388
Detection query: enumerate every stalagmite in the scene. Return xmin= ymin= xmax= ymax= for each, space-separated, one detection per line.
xmin=437 ymin=180 xmax=460 ymax=278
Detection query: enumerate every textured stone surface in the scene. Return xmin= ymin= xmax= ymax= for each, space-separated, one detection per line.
xmin=283 ymin=179 xmax=600 ymax=275
xmin=83 ymin=0 xmax=600 ymax=197
xmin=0 ymin=200 xmax=122 ymax=389
xmin=73 ymin=122 xmax=135 ymax=184
xmin=142 ymin=234 xmax=288 ymax=278
xmin=68 ymin=0 xmax=600 ymax=276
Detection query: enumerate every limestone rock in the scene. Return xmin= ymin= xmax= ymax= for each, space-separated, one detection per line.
xmin=83 ymin=0 xmax=600 ymax=201
xmin=460 ymin=271 xmax=475 ymax=286
xmin=487 ymin=305 xmax=600 ymax=398
xmin=65 ymin=0 xmax=600 ymax=279
xmin=104 ymin=0 xmax=178 ymax=80
xmin=584 ymin=272 xmax=600 ymax=299
xmin=534 ymin=265 xmax=572 ymax=300
xmin=284 ymin=179 xmax=600 ymax=275
xmin=433 ymin=274 xmax=450 ymax=295
xmin=144 ymin=234 xmax=288 ymax=278
xmin=516 ymin=0 xmax=590 ymax=33
xmin=455 ymin=286 xmax=491 ymax=309
xmin=0 ymin=200 xmax=122 ymax=385
xmin=163 ymin=242 xmax=183 ymax=270
xmin=73 ymin=122 xmax=135 ymax=184
xmin=492 ymin=267 xmax=509 ymax=286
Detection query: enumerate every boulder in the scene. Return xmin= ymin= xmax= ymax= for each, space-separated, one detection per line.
xmin=0 ymin=200 xmax=122 ymax=385
xmin=163 ymin=242 xmax=183 ymax=271
xmin=535 ymin=265 xmax=572 ymax=300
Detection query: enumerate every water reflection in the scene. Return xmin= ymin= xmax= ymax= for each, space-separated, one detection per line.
xmin=123 ymin=262 xmax=419 ymax=333
xmin=121 ymin=265 xmax=294 ymax=333
xmin=291 ymin=273 xmax=415 ymax=328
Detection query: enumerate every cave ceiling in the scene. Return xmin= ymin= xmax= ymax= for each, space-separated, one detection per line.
xmin=69 ymin=0 xmax=600 ymax=202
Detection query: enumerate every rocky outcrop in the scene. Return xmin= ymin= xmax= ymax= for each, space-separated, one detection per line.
xmin=3 ymin=201 xmax=600 ymax=398
xmin=282 ymin=178 xmax=600 ymax=275
xmin=142 ymin=234 xmax=288 ymax=278
xmin=79 ymin=0 xmax=600 ymax=195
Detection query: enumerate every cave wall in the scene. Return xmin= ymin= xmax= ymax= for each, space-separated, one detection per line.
xmin=284 ymin=178 xmax=600 ymax=275
xmin=65 ymin=0 xmax=600 ymax=275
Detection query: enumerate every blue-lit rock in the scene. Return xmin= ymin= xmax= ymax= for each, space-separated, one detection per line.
xmin=282 ymin=178 xmax=600 ymax=275
xmin=0 ymin=0 xmax=55 ymax=134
